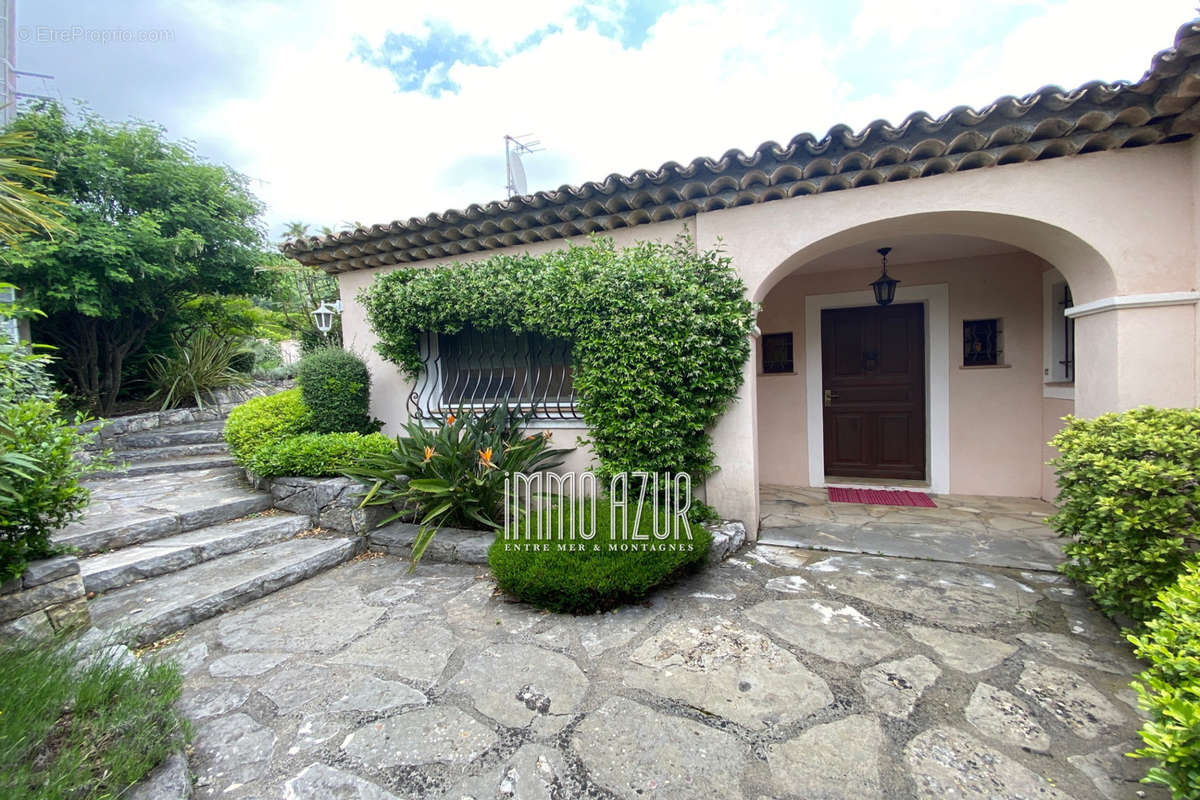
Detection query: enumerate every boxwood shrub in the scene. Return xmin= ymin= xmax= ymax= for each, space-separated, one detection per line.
xmin=223 ymin=388 xmax=311 ymax=466
xmin=489 ymin=497 xmax=712 ymax=614
xmin=297 ymin=347 xmax=377 ymax=434
xmin=1129 ymin=561 xmax=1200 ymax=799
xmin=247 ymin=431 xmax=392 ymax=478
xmin=1049 ymin=407 xmax=1200 ymax=623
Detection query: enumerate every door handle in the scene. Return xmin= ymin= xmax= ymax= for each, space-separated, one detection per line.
xmin=824 ymin=389 xmax=840 ymax=407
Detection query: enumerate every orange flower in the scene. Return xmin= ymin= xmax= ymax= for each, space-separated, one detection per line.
xmin=423 ymin=445 xmax=435 ymax=463
xmin=478 ymin=447 xmax=496 ymax=469
xmin=446 ymin=413 xmax=456 ymax=425
xmin=542 ymin=431 xmax=552 ymax=441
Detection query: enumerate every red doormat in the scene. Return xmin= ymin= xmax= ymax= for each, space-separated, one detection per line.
xmin=827 ymin=487 xmax=936 ymax=507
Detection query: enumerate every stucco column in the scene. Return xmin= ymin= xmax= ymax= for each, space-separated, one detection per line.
xmin=705 ymin=338 xmax=760 ymax=536
xmin=1074 ymin=303 xmax=1199 ymax=417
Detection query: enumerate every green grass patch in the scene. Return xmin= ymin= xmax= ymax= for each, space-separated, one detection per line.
xmin=488 ymin=496 xmax=711 ymax=614
xmin=0 ymin=635 xmax=189 ymax=800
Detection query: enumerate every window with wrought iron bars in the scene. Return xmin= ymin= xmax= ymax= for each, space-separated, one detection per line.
xmin=408 ymin=327 xmax=580 ymax=420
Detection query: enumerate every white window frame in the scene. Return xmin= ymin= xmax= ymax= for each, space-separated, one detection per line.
xmin=1042 ymin=268 xmax=1075 ymax=400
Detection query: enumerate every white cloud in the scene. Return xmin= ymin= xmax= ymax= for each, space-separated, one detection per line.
xmin=180 ymin=0 xmax=1196 ymax=240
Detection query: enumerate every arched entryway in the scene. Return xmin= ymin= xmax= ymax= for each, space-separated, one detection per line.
xmin=753 ymin=228 xmax=1086 ymax=502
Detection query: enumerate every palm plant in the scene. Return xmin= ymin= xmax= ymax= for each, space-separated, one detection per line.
xmin=282 ymin=221 xmax=309 ymax=241
xmin=0 ymin=129 xmax=68 ymax=247
xmin=146 ymin=329 xmax=250 ymax=410
xmin=345 ymin=405 xmax=571 ymax=569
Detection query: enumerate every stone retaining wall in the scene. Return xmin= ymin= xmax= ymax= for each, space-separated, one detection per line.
xmin=248 ymin=473 xmax=400 ymax=535
xmin=368 ymin=523 xmax=494 ymax=564
xmin=0 ymin=556 xmax=90 ymax=640
xmin=80 ymin=380 xmax=292 ymax=448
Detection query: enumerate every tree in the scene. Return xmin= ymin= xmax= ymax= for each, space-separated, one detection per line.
xmin=0 ymin=103 xmax=268 ymax=414
xmin=282 ymin=221 xmax=309 ymax=240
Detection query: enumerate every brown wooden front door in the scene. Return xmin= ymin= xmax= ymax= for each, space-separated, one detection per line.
xmin=821 ymin=303 xmax=926 ymax=480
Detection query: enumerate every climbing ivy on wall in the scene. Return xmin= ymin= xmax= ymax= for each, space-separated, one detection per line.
xmin=359 ymin=235 xmax=756 ymax=497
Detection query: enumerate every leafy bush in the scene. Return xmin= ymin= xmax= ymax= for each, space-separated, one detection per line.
xmin=0 ymin=634 xmax=189 ymax=800
xmin=223 ymin=388 xmax=311 ymax=466
xmin=147 ymin=329 xmax=250 ymax=410
xmin=1128 ymin=562 xmax=1200 ymax=799
xmin=1049 ymin=407 xmax=1200 ymax=623
xmin=346 ymin=405 xmax=570 ymax=566
xmin=489 ymin=497 xmax=712 ymax=613
xmin=0 ymin=339 xmax=55 ymax=406
xmin=247 ymin=431 xmax=391 ymax=478
xmin=0 ymin=398 xmax=95 ymax=581
xmin=297 ymin=347 xmax=376 ymax=434
xmin=359 ymin=236 xmax=755 ymax=489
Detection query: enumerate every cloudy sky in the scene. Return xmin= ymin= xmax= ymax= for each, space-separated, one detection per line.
xmin=17 ymin=0 xmax=1196 ymax=242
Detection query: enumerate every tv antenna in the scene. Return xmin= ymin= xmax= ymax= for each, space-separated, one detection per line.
xmin=505 ymin=133 xmax=543 ymax=199
xmin=1 ymin=1 xmax=60 ymax=126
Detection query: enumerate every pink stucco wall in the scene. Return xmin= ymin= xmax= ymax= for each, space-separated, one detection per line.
xmin=1041 ymin=397 xmax=1073 ymax=502
xmin=335 ymin=142 xmax=1199 ymax=528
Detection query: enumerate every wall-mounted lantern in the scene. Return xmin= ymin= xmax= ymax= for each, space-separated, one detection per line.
xmin=311 ymin=300 xmax=343 ymax=334
xmin=870 ymin=247 xmax=899 ymax=306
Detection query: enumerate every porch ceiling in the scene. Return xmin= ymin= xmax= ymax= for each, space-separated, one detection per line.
xmin=284 ymin=19 xmax=1200 ymax=276
xmin=797 ymin=234 xmax=1024 ymax=273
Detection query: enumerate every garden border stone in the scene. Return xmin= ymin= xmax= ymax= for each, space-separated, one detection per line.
xmin=247 ymin=473 xmax=399 ymax=536
xmin=253 ymin=472 xmax=746 ymax=565
xmin=367 ymin=518 xmax=746 ymax=566
xmin=0 ymin=555 xmax=90 ymax=640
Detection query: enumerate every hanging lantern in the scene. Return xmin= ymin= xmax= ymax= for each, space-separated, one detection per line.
xmin=870 ymin=247 xmax=899 ymax=306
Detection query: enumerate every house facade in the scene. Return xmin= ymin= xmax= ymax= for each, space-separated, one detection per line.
xmin=284 ymin=19 xmax=1200 ymax=536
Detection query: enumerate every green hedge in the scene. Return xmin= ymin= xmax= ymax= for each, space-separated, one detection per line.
xmin=224 ymin=386 xmax=390 ymax=479
xmin=1129 ymin=562 xmax=1200 ymax=799
xmin=223 ymin=388 xmax=311 ymax=466
xmin=1049 ymin=407 xmax=1200 ymax=623
xmin=297 ymin=347 xmax=376 ymax=435
xmin=489 ymin=497 xmax=711 ymax=614
xmin=247 ymin=431 xmax=392 ymax=478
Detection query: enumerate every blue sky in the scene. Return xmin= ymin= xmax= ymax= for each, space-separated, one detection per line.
xmin=18 ymin=0 xmax=1196 ymax=239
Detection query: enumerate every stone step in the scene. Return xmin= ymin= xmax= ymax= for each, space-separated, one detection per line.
xmin=90 ymin=537 xmax=360 ymax=646
xmin=113 ymin=441 xmax=229 ymax=464
xmin=55 ymin=471 xmax=273 ymax=556
xmin=89 ymin=454 xmax=237 ymax=480
xmin=80 ymin=513 xmax=312 ymax=595
xmin=117 ymin=421 xmax=226 ymax=449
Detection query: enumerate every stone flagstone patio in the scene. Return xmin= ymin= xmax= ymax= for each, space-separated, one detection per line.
xmin=158 ymin=541 xmax=1162 ymax=799
xmin=759 ymin=485 xmax=1065 ymax=571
